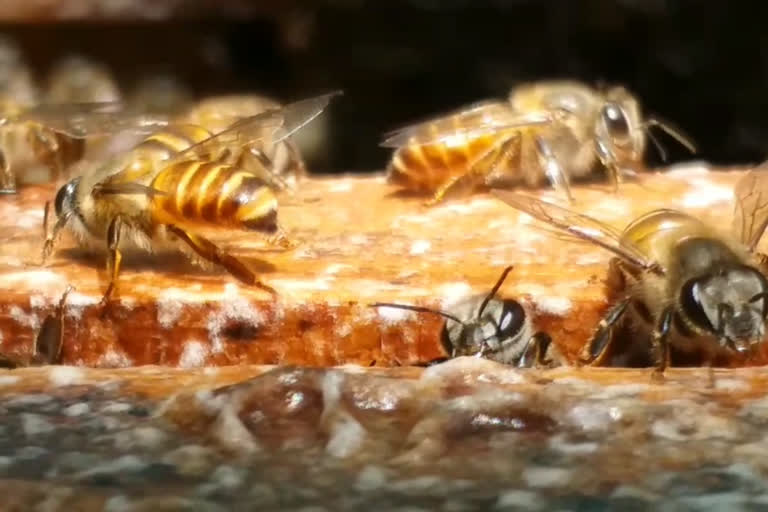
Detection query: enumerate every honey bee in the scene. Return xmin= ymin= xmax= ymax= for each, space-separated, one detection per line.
xmin=0 ymin=34 xmax=38 ymax=106
xmin=45 ymin=55 xmax=122 ymax=104
xmin=178 ymin=94 xmax=318 ymax=190
xmin=129 ymin=74 xmax=193 ymax=116
xmin=371 ymin=266 xmax=558 ymax=367
xmin=0 ymin=102 xmax=171 ymax=194
xmin=383 ymin=80 xmax=695 ymax=204
xmin=0 ymin=286 xmax=71 ymax=369
xmin=493 ymin=168 xmax=768 ymax=371
xmin=42 ymin=92 xmax=339 ymax=302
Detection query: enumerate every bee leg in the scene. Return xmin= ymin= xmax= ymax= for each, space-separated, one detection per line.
xmin=517 ymin=332 xmax=554 ymax=368
xmin=241 ymin=144 xmax=292 ymax=192
xmin=580 ymin=297 xmax=631 ymax=366
xmin=101 ymin=216 xmax=124 ymax=305
xmin=41 ymin=207 xmax=71 ymax=265
xmin=167 ymin=225 xmax=277 ymax=297
xmin=650 ymin=306 xmax=673 ymax=382
xmin=424 ymin=172 xmax=478 ymax=206
xmin=33 ymin=285 xmax=72 ymax=365
xmin=428 ymin=135 xmax=518 ymax=206
xmin=534 ymin=135 xmax=573 ymax=203
xmin=0 ymin=146 xmax=13 ymax=194
xmin=42 ymin=200 xmax=51 ymax=241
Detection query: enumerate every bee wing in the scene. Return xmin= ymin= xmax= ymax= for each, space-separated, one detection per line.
xmin=733 ymin=165 xmax=768 ymax=251
xmin=14 ymin=102 xmax=170 ymax=138
xmin=380 ymin=101 xmax=556 ymax=148
xmin=493 ymin=190 xmax=662 ymax=273
xmin=169 ymin=91 xmax=341 ymax=163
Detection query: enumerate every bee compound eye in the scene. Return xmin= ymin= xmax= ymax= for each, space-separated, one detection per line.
xmin=54 ymin=178 xmax=79 ymax=217
xmin=680 ymin=279 xmax=715 ymax=332
xmin=602 ymin=103 xmax=631 ymax=143
xmin=498 ymin=300 xmax=526 ymax=339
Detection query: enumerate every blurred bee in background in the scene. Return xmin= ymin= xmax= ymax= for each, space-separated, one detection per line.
xmin=42 ymin=92 xmax=339 ymax=302
xmin=0 ymin=52 xmax=168 ymax=193
xmin=0 ymin=101 xmax=171 ymax=194
xmin=371 ymin=266 xmax=559 ymax=367
xmin=129 ymin=74 xmax=193 ymax=116
xmin=178 ymin=93 xmax=331 ymax=190
xmin=0 ymin=34 xmax=38 ymax=106
xmin=45 ymin=55 xmax=121 ymax=104
xmin=383 ymin=80 xmax=695 ymax=204
xmin=494 ymin=168 xmax=768 ymax=372
xmin=0 ymin=286 xmax=71 ymax=369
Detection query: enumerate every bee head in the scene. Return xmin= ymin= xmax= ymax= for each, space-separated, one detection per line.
xmin=680 ymin=265 xmax=768 ymax=352
xmin=442 ymin=298 xmax=528 ymax=360
xmin=54 ymin=177 xmax=80 ymax=218
xmin=594 ymin=87 xmax=645 ymax=171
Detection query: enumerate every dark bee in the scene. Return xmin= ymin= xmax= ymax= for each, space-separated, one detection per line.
xmin=0 ymin=286 xmax=70 ymax=369
xmin=372 ymin=266 xmax=559 ymax=367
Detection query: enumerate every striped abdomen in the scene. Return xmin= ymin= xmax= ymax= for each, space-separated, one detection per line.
xmin=150 ymin=160 xmax=278 ymax=233
xmin=387 ymin=131 xmax=519 ymax=192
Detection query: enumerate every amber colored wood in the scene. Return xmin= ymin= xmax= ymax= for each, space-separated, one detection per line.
xmin=0 ymin=165 xmax=761 ymax=367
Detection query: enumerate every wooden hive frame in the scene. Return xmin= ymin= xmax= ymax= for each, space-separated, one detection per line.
xmin=0 ymin=163 xmax=762 ymax=368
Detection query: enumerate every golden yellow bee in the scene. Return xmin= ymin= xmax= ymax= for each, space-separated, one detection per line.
xmin=178 ymin=94 xmax=319 ymax=190
xmin=372 ymin=266 xmax=558 ymax=367
xmin=384 ymin=80 xmax=695 ymax=204
xmin=42 ymin=92 xmax=338 ymax=302
xmin=0 ymin=102 xmax=170 ymax=194
xmin=494 ymin=169 xmax=768 ymax=372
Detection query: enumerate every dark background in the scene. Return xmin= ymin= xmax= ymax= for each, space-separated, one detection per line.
xmin=3 ymin=0 xmax=768 ymax=172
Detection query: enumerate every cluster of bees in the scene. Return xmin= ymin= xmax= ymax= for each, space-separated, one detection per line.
xmin=3 ymin=38 xmax=768 ymax=374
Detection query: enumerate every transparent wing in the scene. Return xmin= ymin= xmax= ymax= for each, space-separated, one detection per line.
xmin=733 ymin=165 xmax=768 ymax=251
xmin=493 ymin=190 xmax=662 ymax=273
xmin=380 ymin=101 xmax=557 ymax=148
xmin=13 ymin=102 xmax=170 ymax=138
xmin=169 ymin=91 xmax=341 ymax=163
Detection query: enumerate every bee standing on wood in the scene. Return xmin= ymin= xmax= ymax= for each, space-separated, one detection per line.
xmin=494 ymin=168 xmax=768 ymax=372
xmin=383 ymin=80 xmax=694 ymax=204
xmin=372 ymin=266 xmax=558 ymax=367
xmin=42 ymin=93 xmax=339 ymax=302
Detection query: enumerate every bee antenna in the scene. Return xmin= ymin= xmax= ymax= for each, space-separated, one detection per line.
xmin=645 ymin=127 xmax=668 ymax=163
xmin=643 ymin=116 xmax=697 ymax=155
xmin=368 ymin=302 xmax=465 ymax=325
xmin=478 ymin=265 xmax=514 ymax=318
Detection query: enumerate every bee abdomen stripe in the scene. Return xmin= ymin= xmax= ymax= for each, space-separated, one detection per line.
xmin=172 ymin=162 xmax=204 ymax=215
xmin=236 ymin=182 xmax=277 ymax=224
